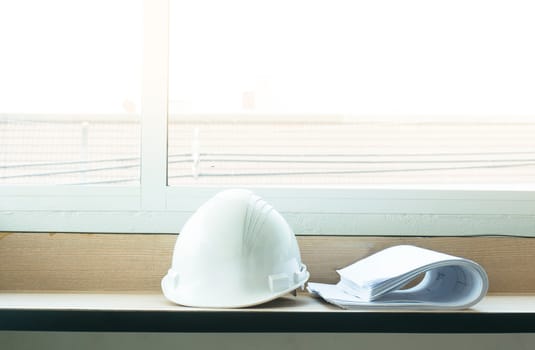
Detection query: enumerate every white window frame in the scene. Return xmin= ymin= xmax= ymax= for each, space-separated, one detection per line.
xmin=2 ymin=0 xmax=535 ymax=236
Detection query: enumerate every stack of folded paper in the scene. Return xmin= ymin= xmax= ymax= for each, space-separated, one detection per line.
xmin=308 ymin=245 xmax=488 ymax=309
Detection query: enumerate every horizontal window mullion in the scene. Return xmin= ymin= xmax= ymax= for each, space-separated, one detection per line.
xmin=2 ymin=210 xmax=535 ymax=236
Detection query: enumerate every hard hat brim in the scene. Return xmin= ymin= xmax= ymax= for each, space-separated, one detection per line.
xmin=161 ymin=270 xmax=310 ymax=309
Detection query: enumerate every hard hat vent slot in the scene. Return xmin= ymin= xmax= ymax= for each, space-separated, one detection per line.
xmin=269 ymin=273 xmax=290 ymax=293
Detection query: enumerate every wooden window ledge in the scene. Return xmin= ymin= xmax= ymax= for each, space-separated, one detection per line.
xmin=1 ymin=292 xmax=535 ymax=333
xmin=2 ymin=233 xmax=535 ymax=332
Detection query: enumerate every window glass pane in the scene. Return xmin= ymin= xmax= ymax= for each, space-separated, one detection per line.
xmin=168 ymin=0 xmax=535 ymax=186
xmin=0 ymin=0 xmax=142 ymax=185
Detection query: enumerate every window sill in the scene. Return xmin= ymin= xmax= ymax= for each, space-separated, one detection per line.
xmin=1 ymin=292 xmax=535 ymax=333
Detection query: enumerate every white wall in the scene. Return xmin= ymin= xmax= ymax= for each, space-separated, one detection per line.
xmin=1 ymin=333 xmax=534 ymax=350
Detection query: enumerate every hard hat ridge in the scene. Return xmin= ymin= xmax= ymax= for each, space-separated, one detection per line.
xmin=242 ymin=194 xmax=273 ymax=255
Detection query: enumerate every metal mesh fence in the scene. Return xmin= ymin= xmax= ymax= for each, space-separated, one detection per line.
xmin=0 ymin=117 xmax=140 ymax=185
xmin=2 ymin=116 xmax=535 ymax=186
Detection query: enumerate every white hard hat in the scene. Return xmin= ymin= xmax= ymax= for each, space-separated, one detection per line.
xmin=161 ymin=189 xmax=309 ymax=308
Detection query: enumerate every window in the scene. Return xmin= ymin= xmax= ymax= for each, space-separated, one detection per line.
xmin=1 ymin=0 xmax=535 ymax=235
xmin=167 ymin=0 xmax=535 ymax=186
xmin=0 ymin=0 xmax=142 ymax=185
